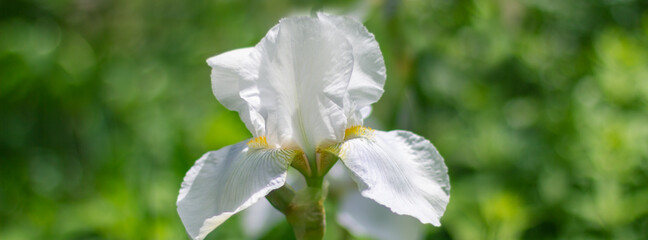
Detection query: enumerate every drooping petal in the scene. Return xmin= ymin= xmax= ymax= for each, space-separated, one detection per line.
xmin=338 ymin=192 xmax=423 ymax=240
xmin=318 ymin=13 xmax=386 ymax=119
xmin=338 ymin=130 xmax=450 ymax=226
xmin=177 ymin=140 xmax=295 ymax=240
xmin=240 ymin=168 xmax=306 ymax=239
xmin=207 ymin=48 xmax=265 ymax=137
xmin=255 ymin=16 xmax=354 ymax=154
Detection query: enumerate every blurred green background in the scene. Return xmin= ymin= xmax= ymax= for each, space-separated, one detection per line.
xmin=2 ymin=0 xmax=648 ymax=239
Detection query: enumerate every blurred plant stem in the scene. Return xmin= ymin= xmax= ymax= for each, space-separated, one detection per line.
xmin=267 ymin=177 xmax=326 ymax=240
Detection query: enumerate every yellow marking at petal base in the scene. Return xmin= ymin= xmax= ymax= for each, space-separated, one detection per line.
xmin=247 ymin=136 xmax=269 ymax=149
xmin=344 ymin=126 xmax=374 ymax=140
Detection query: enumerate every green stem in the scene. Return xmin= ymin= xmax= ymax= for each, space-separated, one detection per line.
xmin=266 ymin=180 xmax=326 ymax=240
xmin=286 ymin=186 xmax=325 ymax=240
xmin=268 ymin=150 xmax=334 ymax=240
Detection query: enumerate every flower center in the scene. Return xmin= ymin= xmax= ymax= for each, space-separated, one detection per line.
xmin=344 ymin=125 xmax=374 ymax=140
xmin=247 ymin=136 xmax=269 ymax=149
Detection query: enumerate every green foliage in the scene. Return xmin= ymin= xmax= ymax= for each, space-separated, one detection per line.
xmin=1 ymin=0 xmax=647 ymax=239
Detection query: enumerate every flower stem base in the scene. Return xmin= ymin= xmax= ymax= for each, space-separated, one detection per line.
xmin=286 ymin=187 xmax=325 ymax=240
xmin=266 ymin=183 xmax=326 ymax=240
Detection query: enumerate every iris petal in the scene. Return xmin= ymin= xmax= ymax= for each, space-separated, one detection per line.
xmin=207 ymin=48 xmax=265 ymax=137
xmin=255 ymin=16 xmax=354 ymax=153
xmin=338 ymin=192 xmax=423 ymax=240
xmin=177 ymin=140 xmax=295 ymax=240
xmin=207 ymin=14 xmax=387 ymax=149
xmin=339 ymin=130 xmax=450 ymax=226
xmin=318 ymin=13 xmax=386 ymax=125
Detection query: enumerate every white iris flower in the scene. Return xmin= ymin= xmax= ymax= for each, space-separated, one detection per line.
xmin=177 ymin=13 xmax=450 ymax=240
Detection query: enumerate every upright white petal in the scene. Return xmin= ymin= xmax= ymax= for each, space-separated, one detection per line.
xmin=318 ymin=13 xmax=386 ymax=122
xmin=255 ymin=17 xmax=354 ymax=154
xmin=338 ymin=192 xmax=423 ymax=240
xmin=339 ymin=130 xmax=450 ymax=226
xmin=177 ymin=141 xmax=295 ymax=240
xmin=207 ymin=48 xmax=265 ymax=137
xmin=359 ymin=106 xmax=372 ymax=119
xmin=345 ymin=104 xmax=375 ymax=127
